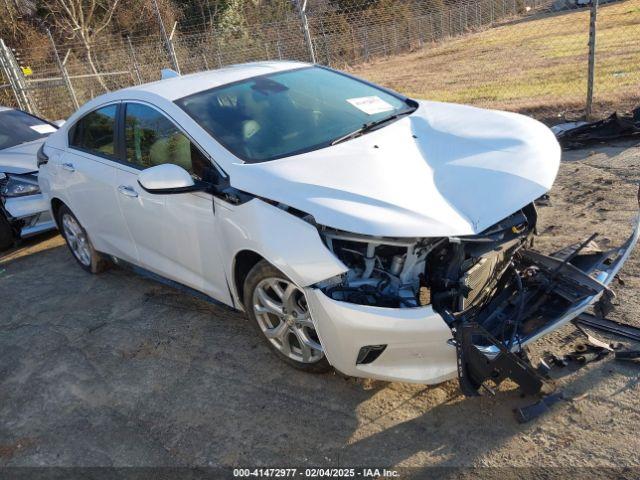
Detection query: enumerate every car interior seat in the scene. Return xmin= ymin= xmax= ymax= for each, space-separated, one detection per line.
xmin=148 ymin=133 xmax=193 ymax=172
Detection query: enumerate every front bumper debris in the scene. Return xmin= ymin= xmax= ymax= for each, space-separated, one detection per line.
xmin=306 ymin=190 xmax=639 ymax=391
xmin=455 ymin=192 xmax=640 ymax=396
xmin=2 ymin=192 xmax=56 ymax=239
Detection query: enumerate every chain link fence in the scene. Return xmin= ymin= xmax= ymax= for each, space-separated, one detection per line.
xmin=0 ymin=0 xmax=638 ymax=122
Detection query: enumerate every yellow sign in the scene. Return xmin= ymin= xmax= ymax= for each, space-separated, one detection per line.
xmin=21 ymin=66 xmax=33 ymax=76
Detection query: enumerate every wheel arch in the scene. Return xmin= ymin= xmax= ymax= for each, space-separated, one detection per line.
xmin=232 ymin=249 xmax=266 ymax=307
xmin=50 ymin=197 xmax=66 ymax=230
xmin=218 ymin=199 xmax=347 ymax=302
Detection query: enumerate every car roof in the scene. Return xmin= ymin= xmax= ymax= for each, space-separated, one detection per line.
xmin=121 ymin=60 xmax=310 ymax=102
xmin=0 ymin=106 xmax=14 ymax=112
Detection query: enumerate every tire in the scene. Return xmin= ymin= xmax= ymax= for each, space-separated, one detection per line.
xmin=243 ymin=260 xmax=331 ymax=373
xmin=57 ymin=205 xmax=110 ymax=274
xmin=0 ymin=211 xmax=15 ymax=252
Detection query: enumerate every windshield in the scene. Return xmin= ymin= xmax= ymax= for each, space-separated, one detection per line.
xmin=0 ymin=110 xmax=56 ymax=150
xmin=176 ymin=66 xmax=414 ymax=163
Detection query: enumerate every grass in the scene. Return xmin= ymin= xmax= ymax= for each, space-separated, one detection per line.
xmin=352 ymin=0 xmax=640 ymax=121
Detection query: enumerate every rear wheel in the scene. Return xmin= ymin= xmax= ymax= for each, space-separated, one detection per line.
xmin=57 ymin=205 xmax=110 ymax=273
xmin=243 ymin=260 xmax=331 ymax=373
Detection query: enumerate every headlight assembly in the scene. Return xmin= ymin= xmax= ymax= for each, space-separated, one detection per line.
xmin=316 ymin=226 xmax=440 ymax=308
xmin=1 ymin=174 xmax=40 ymax=198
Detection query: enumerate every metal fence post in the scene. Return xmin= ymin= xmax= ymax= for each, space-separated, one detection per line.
xmin=586 ymin=0 xmax=598 ymax=119
xmin=216 ymin=37 xmax=223 ymax=67
xmin=276 ymin=31 xmax=283 ymax=60
xmin=0 ymin=38 xmax=37 ymax=114
xmin=320 ymin=19 xmax=330 ymax=66
xmin=464 ymin=4 xmax=468 ymax=29
xmin=298 ymin=0 xmax=316 ymax=63
xmin=152 ymin=0 xmax=180 ymax=73
xmin=363 ymin=26 xmax=370 ymax=60
xmin=126 ymin=36 xmax=142 ymax=84
xmin=47 ymin=29 xmax=79 ymax=110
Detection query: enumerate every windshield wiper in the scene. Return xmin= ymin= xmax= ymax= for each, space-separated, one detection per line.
xmin=330 ymin=108 xmax=416 ymax=146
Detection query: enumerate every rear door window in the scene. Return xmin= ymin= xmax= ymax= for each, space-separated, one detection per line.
xmin=69 ymin=105 xmax=118 ymax=158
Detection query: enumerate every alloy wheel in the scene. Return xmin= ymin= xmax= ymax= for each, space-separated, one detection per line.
xmin=252 ymin=277 xmax=324 ymax=363
xmin=61 ymin=213 xmax=91 ymax=267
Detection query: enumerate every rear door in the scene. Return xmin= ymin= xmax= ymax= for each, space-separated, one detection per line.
xmin=60 ymin=103 xmax=138 ymax=263
xmin=114 ymin=101 xmax=230 ymax=302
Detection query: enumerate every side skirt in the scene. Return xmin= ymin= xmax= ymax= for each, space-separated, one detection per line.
xmin=109 ymin=255 xmax=238 ymax=312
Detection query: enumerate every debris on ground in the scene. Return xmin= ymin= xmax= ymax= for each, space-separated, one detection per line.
xmin=514 ymin=388 xmax=596 ymax=424
xmin=514 ymin=392 xmax=565 ymax=423
xmin=535 ymin=193 xmax=552 ymax=207
xmin=574 ymin=312 xmax=640 ymax=342
xmin=539 ymin=326 xmax=620 ymax=376
xmin=554 ymin=107 xmax=640 ymax=149
xmin=543 ymin=343 xmax=610 ymax=370
xmin=614 ymin=350 xmax=640 ymax=363
xmin=566 ymin=343 xmax=610 ymax=364
xmin=551 ymin=121 xmax=589 ymax=136
xmin=575 ymin=325 xmax=616 ymax=352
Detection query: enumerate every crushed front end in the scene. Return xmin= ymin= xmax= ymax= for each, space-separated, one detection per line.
xmin=0 ymin=171 xmax=55 ymax=246
xmin=307 ymin=192 xmax=640 ymax=395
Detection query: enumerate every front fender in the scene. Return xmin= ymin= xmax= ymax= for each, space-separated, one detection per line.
xmin=217 ymin=198 xmax=348 ymax=295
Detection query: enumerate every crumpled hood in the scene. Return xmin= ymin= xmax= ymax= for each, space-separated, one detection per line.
xmin=229 ymin=100 xmax=561 ymax=237
xmin=0 ymin=139 xmax=44 ymax=175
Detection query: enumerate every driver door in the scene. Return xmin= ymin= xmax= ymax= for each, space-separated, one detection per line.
xmin=115 ymin=101 xmax=230 ymax=303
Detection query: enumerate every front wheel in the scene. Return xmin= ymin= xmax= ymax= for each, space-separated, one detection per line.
xmin=243 ymin=260 xmax=331 ymax=373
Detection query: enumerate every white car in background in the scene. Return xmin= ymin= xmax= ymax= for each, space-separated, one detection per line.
xmin=0 ymin=107 xmax=59 ymax=251
xmin=38 ymin=62 xmax=639 ymax=396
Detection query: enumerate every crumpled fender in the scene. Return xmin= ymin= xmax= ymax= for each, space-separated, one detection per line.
xmin=216 ymin=197 xmax=348 ymax=296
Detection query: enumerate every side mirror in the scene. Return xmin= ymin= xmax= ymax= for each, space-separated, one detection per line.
xmin=53 ymin=119 xmax=66 ymax=127
xmin=138 ymin=164 xmax=204 ymax=194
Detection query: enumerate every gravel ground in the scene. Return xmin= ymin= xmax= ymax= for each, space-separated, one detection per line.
xmin=0 ymin=141 xmax=639 ymax=472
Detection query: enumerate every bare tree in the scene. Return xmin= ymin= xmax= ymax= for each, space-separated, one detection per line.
xmin=43 ymin=0 xmax=121 ymax=91
xmin=0 ymin=0 xmax=38 ymax=44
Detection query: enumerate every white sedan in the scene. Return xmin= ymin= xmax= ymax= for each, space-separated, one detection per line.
xmin=38 ymin=62 xmax=639 ymax=396
xmin=0 ymin=107 xmax=59 ymax=250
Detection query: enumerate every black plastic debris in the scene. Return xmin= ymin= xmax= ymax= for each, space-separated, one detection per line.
xmin=553 ymin=106 xmax=640 ymax=149
xmin=615 ymin=350 xmax=640 ymax=363
xmin=574 ymin=312 xmax=640 ymax=343
xmin=514 ymin=392 xmax=565 ymax=423
xmin=534 ymin=193 xmax=551 ymax=207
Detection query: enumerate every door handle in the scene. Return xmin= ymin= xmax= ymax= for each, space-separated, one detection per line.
xmin=117 ymin=185 xmax=138 ymax=198
xmin=62 ymin=162 xmax=75 ymax=172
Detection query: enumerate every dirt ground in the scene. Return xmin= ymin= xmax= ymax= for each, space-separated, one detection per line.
xmin=1 ymin=141 xmax=639 ymax=473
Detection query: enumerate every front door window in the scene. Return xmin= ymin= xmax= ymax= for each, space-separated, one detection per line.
xmin=124 ymin=103 xmax=209 ymax=180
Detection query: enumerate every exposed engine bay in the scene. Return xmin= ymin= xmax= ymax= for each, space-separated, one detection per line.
xmin=316 ymin=201 xmax=627 ymax=396
xmin=317 ymin=203 xmax=540 ymax=329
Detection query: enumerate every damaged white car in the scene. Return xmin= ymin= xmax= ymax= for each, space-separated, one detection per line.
xmin=38 ymin=62 xmax=639 ymax=395
xmin=0 ymin=107 xmax=59 ymax=250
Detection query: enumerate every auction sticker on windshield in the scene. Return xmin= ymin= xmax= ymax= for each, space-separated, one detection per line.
xmin=347 ymin=96 xmax=395 ymax=115
xmin=30 ymin=124 xmax=57 ymax=134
